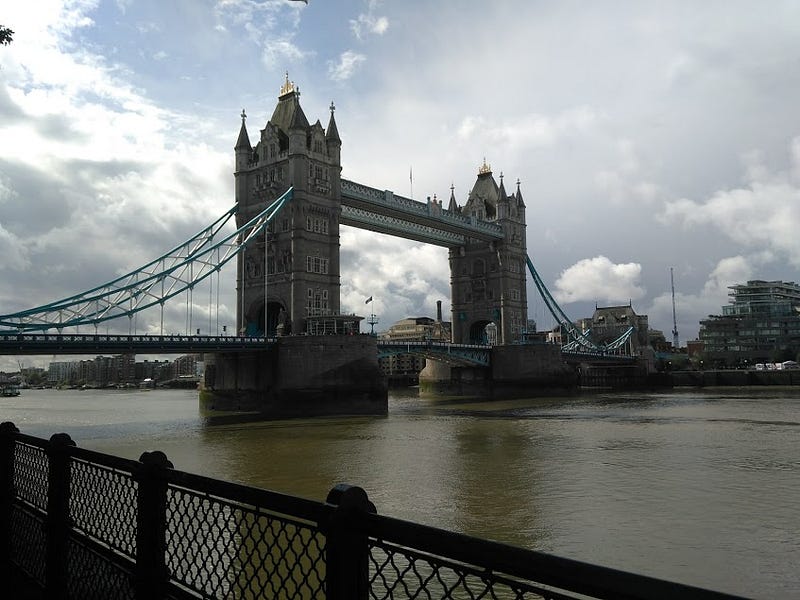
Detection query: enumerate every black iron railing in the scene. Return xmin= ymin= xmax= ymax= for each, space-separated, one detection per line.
xmin=0 ymin=421 xmax=747 ymax=600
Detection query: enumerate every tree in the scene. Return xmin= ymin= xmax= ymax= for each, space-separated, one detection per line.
xmin=0 ymin=25 xmax=13 ymax=45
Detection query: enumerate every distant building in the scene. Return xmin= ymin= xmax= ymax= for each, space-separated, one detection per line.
xmin=576 ymin=304 xmax=649 ymax=354
xmin=686 ymin=339 xmax=704 ymax=358
xmin=47 ymin=353 xmax=201 ymax=387
xmin=648 ymin=329 xmax=671 ymax=353
xmin=700 ymin=280 xmax=800 ymax=366
xmin=378 ymin=312 xmax=452 ymax=382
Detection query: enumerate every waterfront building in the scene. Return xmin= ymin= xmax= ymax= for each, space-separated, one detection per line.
xmin=699 ymin=279 xmax=800 ymax=366
xmin=378 ymin=314 xmax=452 ymax=382
xmin=589 ymin=304 xmax=649 ymax=351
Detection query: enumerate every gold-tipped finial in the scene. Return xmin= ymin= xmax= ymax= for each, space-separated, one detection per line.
xmin=478 ymin=157 xmax=492 ymax=175
xmin=280 ymin=72 xmax=297 ymax=96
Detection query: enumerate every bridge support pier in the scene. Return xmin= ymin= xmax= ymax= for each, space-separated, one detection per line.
xmin=200 ymin=335 xmax=387 ymax=417
xmin=419 ymin=344 xmax=576 ymax=398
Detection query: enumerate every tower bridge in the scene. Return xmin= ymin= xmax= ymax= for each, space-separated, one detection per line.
xmin=0 ymin=76 xmax=644 ymax=412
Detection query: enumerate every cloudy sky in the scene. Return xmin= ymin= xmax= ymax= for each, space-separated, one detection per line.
xmin=3 ymin=0 xmax=800 ymax=369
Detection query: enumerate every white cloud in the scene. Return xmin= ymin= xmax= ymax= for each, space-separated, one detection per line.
xmin=328 ymin=50 xmax=366 ymax=82
xmin=261 ymin=37 xmax=307 ymax=68
xmin=340 ymin=228 xmax=449 ymax=327
xmin=553 ymin=256 xmax=645 ymax=304
xmin=659 ymin=137 xmax=800 ymax=265
xmin=0 ymin=224 xmax=29 ymax=272
xmin=456 ymin=107 xmax=597 ymax=150
xmin=350 ymin=0 xmax=389 ymax=40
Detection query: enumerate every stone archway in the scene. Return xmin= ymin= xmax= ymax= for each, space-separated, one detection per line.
xmin=257 ymin=301 xmax=286 ymax=336
xmin=469 ymin=320 xmax=498 ymax=345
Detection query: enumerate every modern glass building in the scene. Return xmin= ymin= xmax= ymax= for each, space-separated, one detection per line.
xmin=700 ymin=280 xmax=800 ymax=366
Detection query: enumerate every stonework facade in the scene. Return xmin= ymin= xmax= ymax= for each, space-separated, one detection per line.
xmin=448 ymin=162 xmax=528 ymax=344
xmin=234 ymin=76 xmax=342 ymax=336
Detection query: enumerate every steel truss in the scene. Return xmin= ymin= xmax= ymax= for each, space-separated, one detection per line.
xmin=377 ymin=341 xmax=491 ymax=366
xmin=0 ymin=189 xmax=293 ymax=332
xmin=525 ymin=255 xmax=635 ymax=356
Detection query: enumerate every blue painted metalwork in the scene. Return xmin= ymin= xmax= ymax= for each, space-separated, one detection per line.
xmin=377 ymin=340 xmax=491 ymax=366
xmin=525 ymin=255 xmax=635 ymax=356
xmin=0 ymin=189 xmax=293 ymax=332
xmin=341 ymin=179 xmax=503 ymax=247
xmin=0 ymin=332 xmax=276 ymax=354
xmin=340 ymin=205 xmax=467 ymax=246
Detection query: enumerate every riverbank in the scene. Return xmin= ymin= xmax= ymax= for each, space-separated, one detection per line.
xmin=672 ymin=368 xmax=800 ymax=386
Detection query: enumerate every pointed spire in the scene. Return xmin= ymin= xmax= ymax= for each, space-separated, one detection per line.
xmin=515 ymin=177 xmax=525 ymax=208
xmin=447 ymin=183 xmax=459 ymax=212
xmin=235 ymin=108 xmax=251 ymax=150
xmin=326 ymin=100 xmax=341 ymax=145
xmin=498 ymin=172 xmax=509 ymax=202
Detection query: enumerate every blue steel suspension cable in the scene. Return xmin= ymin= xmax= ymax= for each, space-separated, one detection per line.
xmin=0 ymin=188 xmax=293 ymax=332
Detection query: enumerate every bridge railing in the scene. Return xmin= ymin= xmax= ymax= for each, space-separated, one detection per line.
xmin=1 ymin=423 xmax=744 ymax=600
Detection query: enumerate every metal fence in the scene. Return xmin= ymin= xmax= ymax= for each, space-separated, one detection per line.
xmin=0 ymin=421 xmax=747 ymax=600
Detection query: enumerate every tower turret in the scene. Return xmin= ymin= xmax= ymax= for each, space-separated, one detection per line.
xmin=234 ymin=109 xmax=252 ymax=204
xmin=497 ymin=173 xmax=509 ymax=220
xmin=326 ymin=101 xmax=341 ymax=164
xmin=447 ymin=183 xmax=459 ymax=213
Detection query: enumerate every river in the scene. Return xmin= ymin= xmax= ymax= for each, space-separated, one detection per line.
xmin=3 ymin=387 xmax=798 ymax=599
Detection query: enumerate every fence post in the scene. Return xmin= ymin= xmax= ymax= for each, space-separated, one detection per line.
xmin=325 ymin=484 xmax=377 ymax=600
xmin=134 ymin=450 xmax=173 ymax=600
xmin=46 ymin=432 xmax=75 ymax=599
xmin=0 ymin=421 xmax=19 ymax=568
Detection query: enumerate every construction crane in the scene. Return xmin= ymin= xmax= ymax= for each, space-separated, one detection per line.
xmin=670 ymin=267 xmax=679 ymax=349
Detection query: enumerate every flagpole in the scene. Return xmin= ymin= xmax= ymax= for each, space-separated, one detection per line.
xmin=365 ymin=295 xmax=378 ymax=335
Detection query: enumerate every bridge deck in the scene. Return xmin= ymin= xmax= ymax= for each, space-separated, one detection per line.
xmin=0 ymin=333 xmax=276 ymax=355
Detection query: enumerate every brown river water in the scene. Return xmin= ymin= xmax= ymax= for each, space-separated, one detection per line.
xmin=3 ymin=387 xmax=799 ymax=599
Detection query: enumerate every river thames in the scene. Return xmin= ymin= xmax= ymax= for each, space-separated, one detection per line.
xmin=3 ymin=387 xmax=798 ymax=599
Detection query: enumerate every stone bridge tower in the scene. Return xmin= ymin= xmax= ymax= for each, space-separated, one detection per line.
xmin=234 ymin=76 xmax=342 ymax=336
xmin=449 ymin=161 xmax=528 ymax=344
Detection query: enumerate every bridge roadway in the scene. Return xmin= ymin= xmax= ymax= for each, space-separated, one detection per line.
xmin=0 ymin=332 xmax=635 ymax=371
xmin=0 ymin=333 xmax=495 ymax=366
xmin=0 ymin=332 xmax=275 ymax=355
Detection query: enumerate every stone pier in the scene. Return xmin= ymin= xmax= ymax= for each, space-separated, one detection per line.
xmin=200 ymin=335 xmax=387 ymax=416
xmin=419 ymin=343 xmax=576 ymax=398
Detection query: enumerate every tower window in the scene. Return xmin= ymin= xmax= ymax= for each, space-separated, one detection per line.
xmin=306 ymin=256 xmax=329 ymax=274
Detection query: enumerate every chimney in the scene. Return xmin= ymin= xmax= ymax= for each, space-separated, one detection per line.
xmin=436 ymin=300 xmax=443 ymax=322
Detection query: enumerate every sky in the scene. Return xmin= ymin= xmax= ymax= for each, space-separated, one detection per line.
xmin=2 ymin=0 xmax=800 ymax=370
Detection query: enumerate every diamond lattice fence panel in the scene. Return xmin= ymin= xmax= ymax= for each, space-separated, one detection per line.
xmin=69 ymin=458 xmax=138 ymax=559
xmin=166 ymin=486 xmax=326 ymax=599
xmin=368 ymin=539 xmax=575 ymax=600
xmin=13 ymin=441 xmax=48 ymax=510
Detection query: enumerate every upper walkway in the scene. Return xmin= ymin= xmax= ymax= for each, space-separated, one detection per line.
xmin=341 ymin=179 xmax=504 ymax=247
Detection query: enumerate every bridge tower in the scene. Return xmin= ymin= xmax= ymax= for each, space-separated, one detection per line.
xmin=234 ymin=75 xmax=342 ymax=336
xmin=449 ymin=161 xmax=528 ymax=344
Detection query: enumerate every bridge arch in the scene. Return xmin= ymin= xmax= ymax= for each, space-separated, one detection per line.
xmin=469 ymin=320 xmax=498 ymax=345
xmin=245 ymin=299 xmax=287 ymax=336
